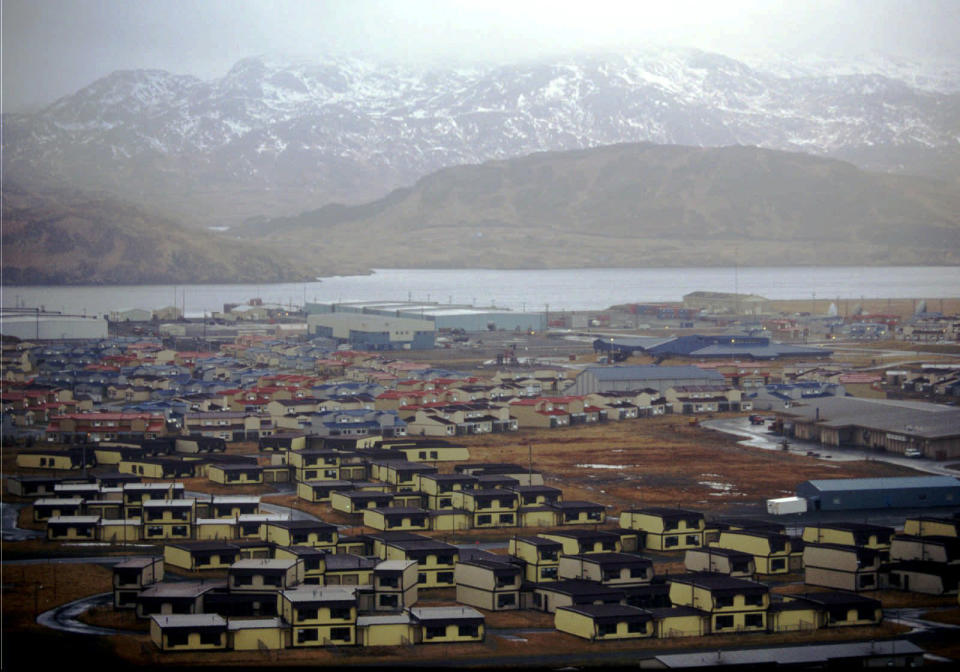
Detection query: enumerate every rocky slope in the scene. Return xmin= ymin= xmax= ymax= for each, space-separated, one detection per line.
xmin=4 ymin=50 xmax=959 ymax=228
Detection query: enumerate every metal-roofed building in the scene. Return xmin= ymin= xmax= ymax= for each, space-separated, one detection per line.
xmin=796 ymin=476 xmax=960 ymax=511
xmin=305 ymin=300 xmax=546 ymax=332
xmin=571 ymin=365 xmax=725 ymax=395
xmin=778 ymin=396 xmax=960 ymax=458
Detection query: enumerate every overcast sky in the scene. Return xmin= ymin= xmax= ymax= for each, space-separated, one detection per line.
xmin=3 ymin=0 xmax=959 ymax=111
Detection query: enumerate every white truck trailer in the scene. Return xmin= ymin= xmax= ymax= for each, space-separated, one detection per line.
xmin=766 ymin=496 xmax=808 ymax=515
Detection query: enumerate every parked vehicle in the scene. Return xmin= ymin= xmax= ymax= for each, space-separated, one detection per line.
xmin=766 ymin=496 xmax=808 ymax=515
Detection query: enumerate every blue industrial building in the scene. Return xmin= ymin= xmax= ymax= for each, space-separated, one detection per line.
xmin=796 ymin=476 xmax=960 ymax=511
xmin=593 ymin=334 xmax=830 ymax=360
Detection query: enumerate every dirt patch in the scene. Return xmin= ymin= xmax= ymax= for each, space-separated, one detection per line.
xmin=921 ymin=608 xmax=960 ymax=626
xmin=78 ymin=605 xmax=150 ymax=632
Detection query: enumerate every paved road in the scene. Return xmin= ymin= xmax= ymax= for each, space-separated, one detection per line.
xmin=1 ymin=501 xmax=44 ymax=541
xmin=36 ymin=591 xmax=123 ymax=636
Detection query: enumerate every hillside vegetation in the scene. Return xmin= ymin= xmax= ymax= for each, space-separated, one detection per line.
xmin=249 ymin=143 xmax=960 ymax=268
xmin=1 ymin=183 xmax=321 ymax=284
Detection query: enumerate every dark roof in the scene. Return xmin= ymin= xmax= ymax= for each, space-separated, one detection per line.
xmin=566 ymin=552 xmax=653 ymax=569
xmin=266 ymin=520 xmax=337 ymax=531
xmin=806 ymin=522 xmax=895 ymax=534
xmin=537 ymin=580 xmax=624 ymax=598
xmin=789 ymin=591 xmax=881 ymax=608
xmin=668 ymin=572 xmax=768 ymax=594
xmin=167 ymin=541 xmax=239 ymax=553
xmin=558 ymin=604 xmax=651 ymax=621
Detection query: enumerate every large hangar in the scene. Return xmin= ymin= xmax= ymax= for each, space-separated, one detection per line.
xmin=305 ymin=300 xmax=546 ymax=332
xmin=797 ymin=476 xmax=960 ymax=511
xmin=0 ymin=314 xmax=108 ymax=340
xmin=570 ymin=365 xmax=725 ymax=395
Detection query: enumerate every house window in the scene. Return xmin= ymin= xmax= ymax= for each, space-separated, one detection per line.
xmin=379 ymin=575 xmax=399 ymax=588
xmin=541 ymin=567 xmax=558 ymax=580
xmin=234 ymin=575 xmax=253 ymax=586
xmin=495 ymin=575 xmax=515 ymax=588
xmin=627 ymin=621 xmax=647 ymax=634
xmin=172 ymin=526 xmax=188 ymax=537
xmin=329 ymin=626 xmax=352 ymax=642
xmin=859 ymin=574 xmax=876 ymax=588
xmin=857 ymin=607 xmax=875 ymax=621
xmin=439 ymin=498 xmax=452 ymax=508
xmin=664 ymin=536 xmax=679 ymax=548
xmin=499 ymin=513 xmax=514 ymax=525
xmin=715 ymin=615 xmax=734 ymax=630
xmin=477 ymin=514 xmax=492 ymax=525
xmin=436 ymin=572 xmax=454 ymax=584
xmin=425 ymin=625 xmax=446 ymax=639
xmin=379 ymin=594 xmax=399 ymax=608
xmin=565 ymin=512 xmax=579 ymax=522
xmin=597 ymin=623 xmax=617 ymax=637
xmin=40 ymin=458 xmax=47 ymax=466
xmin=745 ymin=613 xmax=763 ymax=628
xmin=329 ymin=607 xmax=351 ymax=620
xmin=166 ymin=631 xmax=189 ymax=646
xmin=770 ymin=558 xmax=786 ymax=571
xmin=629 ymin=567 xmax=648 ymax=579
xmin=715 ymin=595 xmax=734 ymax=608
xmin=199 ymin=631 xmax=221 ymax=646
xmin=263 ymin=575 xmax=281 ymax=587
xmin=296 ymin=628 xmax=318 ymax=644
xmin=146 ymin=526 xmax=164 ymax=537
xmin=298 ymin=607 xmax=318 ymax=621
xmin=457 ymin=624 xmax=478 ymax=637
xmin=685 ymin=535 xmax=699 ymax=546
xmin=497 ymin=593 xmax=516 ymax=608
xmin=744 ymin=594 xmax=764 ymax=607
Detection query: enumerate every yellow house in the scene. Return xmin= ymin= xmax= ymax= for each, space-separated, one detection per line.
xmin=410 ymin=606 xmax=484 ymax=644
xmin=555 ymin=604 xmax=654 ymax=640
xmin=274 ymin=546 xmax=326 ymax=585
xmin=551 ymin=501 xmax=605 ymax=526
xmin=903 ymin=516 xmax=960 ymax=538
xmin=803 ymin=543 xmax=882 ymax=592
xmin=782 ymin=592 xmax=882 ymax=627
xmin=373 ymin=559 xmax=419 ymax=611
xmin=265 ymin=520 xmax=338 ymax=550
xmin=416 ymin=473 xmax=479 ymax=510
xmin=298 ymin=480 xmax=353 ymax=503
xmin=205 ymin=495 xmax=261 ymax=519
xmin=684 ymin=548 xmax=755 ymax=578
xmin=802 ymin=522 xmax=893 ymax=560
xmin=767 ymin=600 xmax=820 ymax=633
xmin=16 ymin=448 xmax=94 ymax=471
xmin=429 ymin=509 xmax=472 ymax=532
xmin=228 ymin=558 xmax=304 ymax=592
xmin=538 ymin=530 xmax=621 ymax=555
xmin=289 ymin=449 xmax=342 ymax=482
xmin=452 ymin=489 xmax=519 ymax=528
xmin=370 ymin=460 xmax=438 ymax=492
xmin=164 ymin=541 xmax=241 ymax=571
xmin=32 ymin=497 xmax=84 ymax=522
xmin=228 ymin=617 xmax=289 ymax=650
xmin=141 ymin=499 xmax=196 ymax=541
xmin=531 ymin=580 xmax=624 ymax=613
xmin=648 ymin=606 xmax=708 ymax=638
xmin=511 ymin=485 xmax=563 ymax=507
xmin=558 ymin=553 xmax=653 ymax=586
xmin=363 ymin=507 xmax=431 ymax=532
xmin=509 ymin=536 xmax=562 ymax=583
xmin=137 ymin=581 xmax=218 ymax=619
xmin=47 ymin=515 xmax=99 ymax=541
xmin=194 ymin=518 xmax=237 ymax=541
xmin=619 ymin=508 xmax=705 ymax=551
xmin=279 ymin=586 xmax=357 ymax=647
xmin=712 ymin=530 xmax=793 ymax=575
xmin=331 ymin=490 xmax=394 ymax=514
xmin=100 ymin=518 xmax=142 ymax=544
xmin=122 ymin=482 xmax=185 ymax=517
xmin=207 ymin=464 xmax=264 ymax=486
xmin=668 ymin=574 xmax=769 ymax=634
xmin=150 ymin=614 xmax=227 ymax=651
xmin=455 ymin=559 xmax=523 ymax=611
xmin=383 ymin=538 xmax=458 ymax=588
xmin=323 ymin=553 xmax=378 ymax=586
xmin=356 ymin=613 xmax=415 ymax=647
xmin=113 ymin=555 xmax=163 ymax=608
xmin=397 ymin=444 xmax=470 ymax=463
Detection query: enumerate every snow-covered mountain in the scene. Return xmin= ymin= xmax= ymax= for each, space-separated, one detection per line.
xmin=4 ymin=49 xmax=958 ymax=227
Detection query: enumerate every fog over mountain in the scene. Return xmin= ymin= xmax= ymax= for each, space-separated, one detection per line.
xmin=4 ymin=49 xmax=959 ymax=230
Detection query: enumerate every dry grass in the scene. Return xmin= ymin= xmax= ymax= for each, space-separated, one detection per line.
xmin=77 ymin=605 xmax=150 ymax=632
xmin=869 ymin=591 xmax=960 ymax=609
xmin=456 ymin=416 xmax=919 ymax=514
xmin=920 ymin=608 xmax=960 ymax=626
xmin=1 ymin=563 xmax=113 ymax=631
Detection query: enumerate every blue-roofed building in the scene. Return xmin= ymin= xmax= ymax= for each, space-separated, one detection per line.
xmin=593 ymin=335 xmax=830 ymax=361
xmin=797 ymin=476 xmax=960 ymax=511
xmin=571 ymin=365 xmax=725 ymax=395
